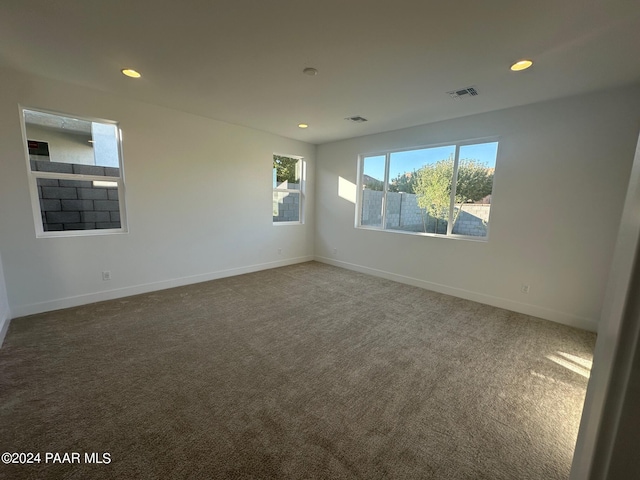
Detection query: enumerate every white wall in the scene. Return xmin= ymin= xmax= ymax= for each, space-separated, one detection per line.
xmin=316 ymin=85 xmax=640 ymax=331
xmin=0 ymin=67 xmax=315 ymax=316
xmin=0 ymin=250 xmax=10 ymax=346
xmin=570 ymin=132 xmax=640 ymax=479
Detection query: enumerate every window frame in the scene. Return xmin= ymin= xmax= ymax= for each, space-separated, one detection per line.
xmin=356 ymin=137 xmax=499 ymax=241
xmin=19 ymin=106 xmax=129 ymax=238
xmin=272 ymin=153 xmax=305 ymax=226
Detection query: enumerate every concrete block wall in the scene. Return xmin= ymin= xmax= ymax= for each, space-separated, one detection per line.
xmin=31 ymin=159 xmax=119 ymax=177
xmin=385 ymin=192 xmax=424 ymax=229
xmin=31 ymin=160 xmax=121 ymax=231
xmin=362 ymin=189 xmax=489 ymax=236
xmin=273 ymin=191 xmax=300 ymax=222
xmin=452 ymin=205 xmax=490 ymax=237
xmin=361 ymin=189 xmax=383 ymax=226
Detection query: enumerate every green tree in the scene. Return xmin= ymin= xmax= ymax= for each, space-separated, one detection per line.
xmin=414 ymin=160 xmax=453 ymax=232
xmin=454 ymin=159 xmax=493 ymax=204
xmin=389 ymin=171 xmax=417 ymax=193
xmin=273 ymin=155 xmax=299 ymax=185
xmin=363 ymin=175 xmax=384 ymax=191
xmin=414 ymin=158 xmax=493 ymax=232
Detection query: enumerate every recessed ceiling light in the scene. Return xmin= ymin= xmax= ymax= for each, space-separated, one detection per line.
xmin=298 ymin=123 xmax=309 ymax=129
xmin=121 ymin=68 xmax=142 ymax=78
xmin=303 ymin=67 xmax=318 ymax=76
xmin=510 ymin=60 xmax=533 ymax=72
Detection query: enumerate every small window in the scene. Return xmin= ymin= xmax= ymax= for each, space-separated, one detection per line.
xmin=273 ymin=154 xmax=304 ymax=224
xmin=358 ymin=140 xmax=498 ymax=239
xmin=21 ymin=108 xmax=127 ymax=237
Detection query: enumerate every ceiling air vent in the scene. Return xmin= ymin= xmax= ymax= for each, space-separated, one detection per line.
xmin=447 ymin=86 xmax=479 ymax=99
xmin=345 ymin=115 xmax=368 ymax=123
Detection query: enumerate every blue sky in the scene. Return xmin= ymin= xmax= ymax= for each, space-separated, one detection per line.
xmin=363 ymin=142 xmax=499 ymax=181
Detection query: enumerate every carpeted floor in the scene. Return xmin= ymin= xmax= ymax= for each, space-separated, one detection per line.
xmin=0 ymin=261 xmax=595 ymax=479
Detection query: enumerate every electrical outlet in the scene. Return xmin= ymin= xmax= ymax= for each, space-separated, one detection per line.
xmin=102 ymin=271 xmax=111 ymax=281
xmin=333 ymin=248 xmax=338 ymax=255
xmin=277 ymin=248 xmax=282 ymax=255
xmin=521 ymin=284 xmax=530 ymax=294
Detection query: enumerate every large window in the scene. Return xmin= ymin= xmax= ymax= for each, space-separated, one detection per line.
xmin=21 ymin=108 xmax=127 ymax=237
xmin=273 ymin=154 xmax=304 ymax=224
xmin=358 ymin=140 xmax=498 ymax=239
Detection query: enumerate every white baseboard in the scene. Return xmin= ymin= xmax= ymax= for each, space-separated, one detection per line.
xmin=0 ymin=306 xmax=10 ymax=348
xmin=11 ymin=256 xmax=314 ymax=319
xmin=315 ymin=256 xmax=598 ymax=332
xmin=9 ymin=254 xmax=598 ymax=333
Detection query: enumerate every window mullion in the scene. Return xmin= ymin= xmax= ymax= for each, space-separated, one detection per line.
xmin=357 ymin=156 xmax=364 ymax=227
xmin=300 ymin=159 xmax=306 ymax=224
xmin=32 ymin=171 xmax=122 ymax=182
xmin=382 ymin=153 xmax=391 ymax=229
xmin=273 ymin=188 xmax=299 ymax=194
xmin=448 ymin=145 xmax=461 ymax=236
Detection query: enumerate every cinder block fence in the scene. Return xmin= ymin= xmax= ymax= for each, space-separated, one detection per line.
xmin=362 ymin=189 xmax=490 ymax=236
xmin=31 ymin=160 xmax=121 ymax=231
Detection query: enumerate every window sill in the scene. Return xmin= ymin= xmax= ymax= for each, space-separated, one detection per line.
xmin=273 ymin=222 xmax=304 ymax=226
xmin=355 ymin=225 xmax=488 ymax=242
xmin=36 ymin=228 xmax=129 ymax=238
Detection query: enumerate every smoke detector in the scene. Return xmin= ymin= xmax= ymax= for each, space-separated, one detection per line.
xmin=447 ymin=86 xmax=479 ymax=99
xmin=345 ymin=115 xmax=368 ymax=123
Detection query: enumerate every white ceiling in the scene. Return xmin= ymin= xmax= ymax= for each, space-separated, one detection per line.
xmin=2 ymin=0 xmax=640 ymax=144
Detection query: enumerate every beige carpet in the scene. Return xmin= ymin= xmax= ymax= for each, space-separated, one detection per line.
xmin=0 ymin=261 xmax=595 ymax=479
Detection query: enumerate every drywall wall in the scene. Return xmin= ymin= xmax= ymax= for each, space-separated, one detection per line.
xmin=0 ymin=68 xmax=315 ymax=316
xmin=570 ymin=132 xmax=640 ymax=479
xmin=315 ymin=84 xmax=640 ymax=331
xmin=0 ymin=250 xmax=10 ymax=346
xmin=605 ymin=309 xmax=640 ymax=478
